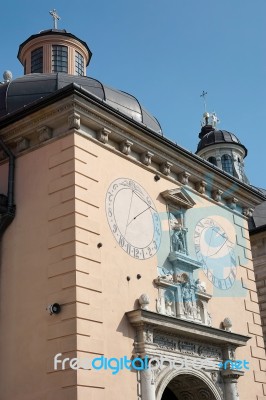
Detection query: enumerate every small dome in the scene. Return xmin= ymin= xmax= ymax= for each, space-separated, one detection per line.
xmin=18 ymin=29 xmax=92 ymax=66
xmin=196 ymin=128 xmax=247 ymax=156
xmin=0 ymin=73 xmax=162 ymax=134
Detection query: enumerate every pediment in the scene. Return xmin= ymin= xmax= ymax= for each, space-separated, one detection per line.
xmin=161 ymin=188 xmax=195 ymax=209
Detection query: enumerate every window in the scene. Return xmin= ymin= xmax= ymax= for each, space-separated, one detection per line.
xmin=75 ymin=52 xmax=84 ymax=76
xmin=31 ymin=47 xmax=43 ymax=73
xmin=207 ymin=156 xmax=217 ymax=166
xmin=52 ymin=45 xmax=68 ymax=73
xmin=221 ymin=154 xmax=233 ymax=175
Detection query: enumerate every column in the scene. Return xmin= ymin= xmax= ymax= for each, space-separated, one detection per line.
xmin=140 ymin=368 xmax=156 ymax=400
xmin=221 ymin=370 xmax=243 ymax=400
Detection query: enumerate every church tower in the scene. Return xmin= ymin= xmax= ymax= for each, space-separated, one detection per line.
xmin=196 ymin=112 xmax=249 ymax=184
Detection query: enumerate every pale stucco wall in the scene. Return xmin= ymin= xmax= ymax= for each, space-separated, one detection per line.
xmin=0 ymin=130 xmax=265 ymax=400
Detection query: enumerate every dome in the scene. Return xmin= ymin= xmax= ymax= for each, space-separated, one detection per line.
xmin=17 ymin=29 xmax=92 ymax=66
xmin=0 ymin=73 xmax=162 ymax=134
xmin=196 ymin=128 xmax=247 ymax=156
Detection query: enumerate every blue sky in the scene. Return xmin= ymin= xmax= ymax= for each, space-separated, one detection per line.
xmin=1 ymin=0 xmax=265 ymax=188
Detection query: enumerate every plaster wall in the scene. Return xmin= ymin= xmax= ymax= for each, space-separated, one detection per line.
xmin=0 ymin=129 xmax=265 ymax=400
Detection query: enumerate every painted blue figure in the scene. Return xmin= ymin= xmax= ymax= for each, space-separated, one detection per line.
xmin=171 ymin=223 xmax=187 ymax=253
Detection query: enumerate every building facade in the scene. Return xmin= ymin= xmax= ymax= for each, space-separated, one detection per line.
xmin=0 ymin=27 xmax=265 ymax=400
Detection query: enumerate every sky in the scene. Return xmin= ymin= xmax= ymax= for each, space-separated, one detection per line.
xmin=0 ymin=0 xmax=265 ymax=188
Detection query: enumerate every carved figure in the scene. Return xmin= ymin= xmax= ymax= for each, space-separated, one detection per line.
xmin=144 ymin=329 xmax=153 ymax=343
xmin=172 ymin=223 xmax=186 ymax=253
xmin=165 ymin=299 xmax=174 ymax=316
xmin=211 ymin=371 xmax=219 ymax=383
xmin=195 ymin=279 xmax=206 ymax=292
xmin=182 ymin=283 xmax=194 ymax=317
xmin=160 ymin=273 xmax=173 ymax=282
xmin=207 ymin=311 xmax=212 ymax=326
xmin=156 ymin=297 xmax=163 ymax=314
xmin=196 ymin=303 xmax=202 ymax=320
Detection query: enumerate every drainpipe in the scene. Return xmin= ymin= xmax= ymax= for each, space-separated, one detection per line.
xmin=0 ymin=138 xmax=15 ymax=235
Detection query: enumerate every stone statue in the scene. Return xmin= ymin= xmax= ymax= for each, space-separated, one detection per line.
xmin=196 ymin=303 xmax=202 ymax=320
xmin=171 ymin=223 xmax=187 ymax=253
xmin=160 ymin=272 xmax=173 ymax=282
xmin=182 ymin=283 xmax=194 ymax=317
xmin=207 ymin=311 xmax=212 ymax=326
xmin=195 ymin=278 xmax=206 ymax=292
xmin=165 ymin=299 xmax=174 ymax=316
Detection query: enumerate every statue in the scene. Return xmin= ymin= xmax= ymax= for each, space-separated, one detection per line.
xmin=182 ymin=283 xmax=194 ymax=317
xmin=171 ymin=223 xmax=187 ymax=253
xmin=211 ymin=112 xmax=219 ymax=128
xmin=207 ymin=311 xmax=212 ymax=326
xmin=165 ymin=299 xmax=174 ymax=316
xmin=195 ymin=279 xmax=206 ymax=292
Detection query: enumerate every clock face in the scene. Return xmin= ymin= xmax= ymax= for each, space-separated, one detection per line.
xmin=194 ymin=218 xmax=237 ymax=290
xmin=105 ymin=178 xmax=161 ymax=259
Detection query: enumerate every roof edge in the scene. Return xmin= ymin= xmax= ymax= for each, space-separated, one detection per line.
xmin=0 ymin=83 xmax=265 ymax=203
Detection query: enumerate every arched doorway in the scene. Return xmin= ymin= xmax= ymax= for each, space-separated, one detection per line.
xmin=159 ymin=372 xmax=220 ymax=400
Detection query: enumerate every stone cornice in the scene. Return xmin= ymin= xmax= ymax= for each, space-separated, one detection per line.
xmin=0 ymin=84 xmax=264 ymax=211
xmin=126 ymin=309 xmax=250 ymax=348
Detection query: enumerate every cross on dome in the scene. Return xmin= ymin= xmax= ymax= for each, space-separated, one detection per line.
xmin=49 ymin=9 xmax=60 ymax=29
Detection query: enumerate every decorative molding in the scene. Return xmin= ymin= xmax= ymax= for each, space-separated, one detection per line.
xmin=1 ymin=93 xmax=263 ymax=212
xmin=178 ymin=171 xmax=190 ymax=185
xmin=68 ymin=112 xmax=80 ymax=130
xmin=17 ymin=137 xmax=30 ymax=152
xmin=120 ymin=139 xmax=133 ymax=155
xmin=152 ymin=331 xmax=223 ymax=360
xmin=161 ymin=188 xmax=195 ymax=209
xmin=141 ymin=150 xmax=154 ymax=166
xmin=37 ymin=125 xmax=52 ymax=143
xmin=228 ymin=197 xmax=238 ymax=210
xmin=97 ymin=127 xmax=111 ymax=144
xmin=212 ymin=189 xmax=223 ymax=202
xmin=242 ymin=207 xmax=254 ymax=217
xmin=160 ymin=161 xmax=172 ymax=176
xmin=222 ymin=317 xmax=232 ymax=332
xmin=126 ymin=309 xmax=250 ymax=348
xmin=196 ymin=180 xmax=207 ymax=194
xmin=139 ymin=294 xmax=150 ymax=311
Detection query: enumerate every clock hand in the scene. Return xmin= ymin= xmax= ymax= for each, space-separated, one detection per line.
xmin=126 ymin=205 xmax=152 ymax=228
xmin=205 ymin=227 xmax=228 ymax=259
xmin=133 ymin=190 xmax=156 ymax=212
xmin=124 ymin=190 xmax=134 ymax=237
xmin=209 ymin=237 xmax=228 ymax=257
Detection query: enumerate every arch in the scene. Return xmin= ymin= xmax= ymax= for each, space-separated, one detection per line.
xmin=221 ymin=154 xmax=233 ymax=175
xmin=156 ymin=367 xmax=222 ymax=400
xmin=207 ymin=156 xmax=217 ymax=166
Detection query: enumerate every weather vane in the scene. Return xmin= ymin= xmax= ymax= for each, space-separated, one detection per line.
xmin=49 ymin=9 xmax=60 ymax=29
xmin=200 ymin=90 xmax=208 ymax=112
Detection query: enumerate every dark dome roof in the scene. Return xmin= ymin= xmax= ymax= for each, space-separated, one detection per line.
xmin=0 ymin=73 xmax=162 ymax=134
xmin=196 ymin=128 xmax=247 ymax=156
